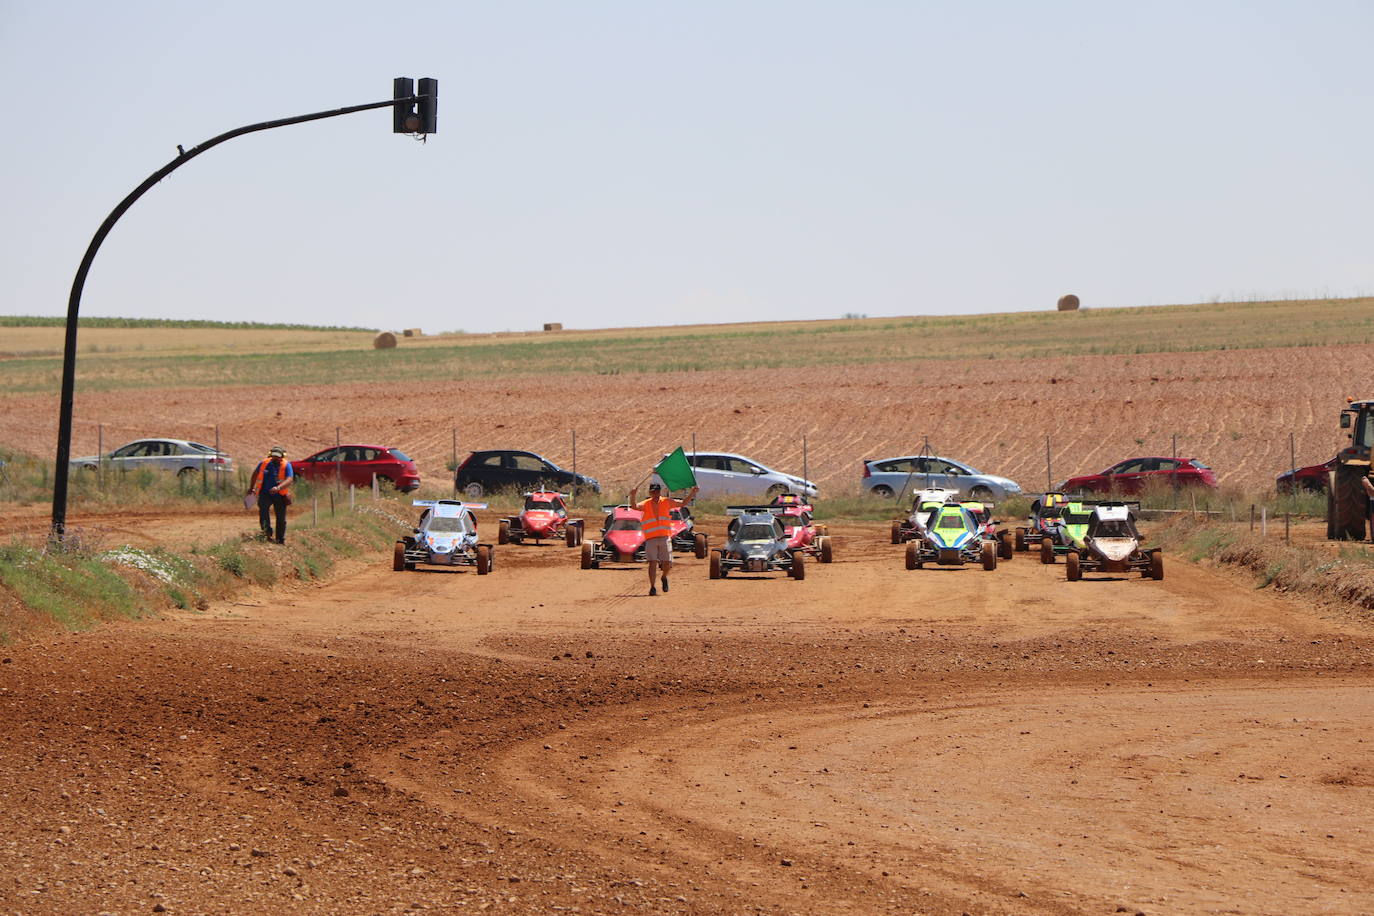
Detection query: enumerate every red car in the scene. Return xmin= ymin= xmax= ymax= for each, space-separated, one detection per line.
xmin=291 ymin=445 xmax=421 ymax=492
xmin=1058 ymin=457 xmax=1216 ymax=495
xmin=1276 ymin=459 xmax=1332 ymax=494
xmin=580 ymin=506 xmax=646 ymax=568
xmin=499 ymin=491 xmax=585 ymax=546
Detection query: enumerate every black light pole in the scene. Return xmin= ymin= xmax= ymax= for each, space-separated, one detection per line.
xmin=50 ymin=79 xmax=436 ymax=543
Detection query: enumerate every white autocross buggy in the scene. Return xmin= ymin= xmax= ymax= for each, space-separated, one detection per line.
xmin=394 ymin=499 xmax=495 ymax=574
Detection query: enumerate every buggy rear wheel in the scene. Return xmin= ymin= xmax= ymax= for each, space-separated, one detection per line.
xmin=475 ymin=545 xmax=491 ymax=575
xmin=905 ymin=541 xmax=919 ymax=571
xmin=498 ymin=520 xmax=510 ymax=545
xmin=1149 ymin=550 xmax=1164 ymax=580
xmin=981 ymin=540 xmax=998 ymax=571
xmin=1065 ymin=550 xmax=1081 ymax=581
xmin=393 ymin=541 xmax=406 ymax=572
xmin=1040 ymin=537 xmax=1055 ymax=565
xmin=1014 ymin=527 xmax=1028 ymax=552
xmin=694 ymin=533 xmax=708 ymax=559
xmin=790 ymin=551 xmax=805 ymax=580
xmin=890 ymin=520 xmax=901 ymax=545
xmin=820 ymin=537 xmax=834 ymax=563
xmin=565 ymin=524 xmax=577 ymax=547
xmin=997 ymin=531 xmax=1013 ymax=559
xmin=709 ymin=552 xmax=722 ymax=579
xmin=580 ymin=541 xmax=593 ymax=570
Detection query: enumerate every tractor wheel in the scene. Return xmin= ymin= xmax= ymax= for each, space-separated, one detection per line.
xmin=463 ymin=481 xmax=485 ymax=499
xmin=709 ymin=552 xmax=722 ymax=579
xmin=475 ymin=545 xmax=491 ymax=575
xmin=905 ymin=541 xmax=919 ymax=571
xmin=499 ymin=520 xmax=510 ymax=545
xmin=1014 ymin=527 xmax=1028 ymax=552
xmin=982 ymin=540 xmax=998 ymax=571
xmin=580 ymin=541 xmax=593 ymax=570
xmin=998 ymin=531 xmax=1013 ymax=560
xmin=791 ymin=551 xmax=805 ymax=580
xmin=694 ymin=533 xmax=708 ymax=559
xmin=1149 ymin=551 xmax=1165 ymax=581
xmin=890 ymin=520 xmax=902 ymax=545
xmin=1040 ymin=537 xmax=1055 ymax=565
xmin=871 ymin=485 xmax=894 ymax=498
xmin=393 ymin=541 xmax=406 ymax=572
xmin=820 ymin=537 xmax=834 ymax=563
xmin=1066 ymin=551 xmax=1081 ymax=581
xmin=1331 ymin=463 xmax=1367 ymax=541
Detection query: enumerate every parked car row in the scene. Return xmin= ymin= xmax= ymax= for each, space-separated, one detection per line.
xmin=83 ymin=436 xmax=1331 ymax=501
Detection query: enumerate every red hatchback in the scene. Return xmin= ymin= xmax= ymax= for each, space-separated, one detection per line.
xmin=291 ymin=445 xmax=421 ymax=491
xmin=1058 ymin=457 xmax=1216 ymax=495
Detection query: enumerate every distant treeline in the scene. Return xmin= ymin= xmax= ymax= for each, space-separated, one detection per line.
xmin=0 ymin=316 xmax=378 ymax=332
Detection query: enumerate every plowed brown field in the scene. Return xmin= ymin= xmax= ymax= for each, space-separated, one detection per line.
xmin=0 ymin=342 xmax=1363 ymax=494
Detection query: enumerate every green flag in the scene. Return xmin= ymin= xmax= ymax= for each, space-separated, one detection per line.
xmin=655 ymin=446 xmax=697 ymax=491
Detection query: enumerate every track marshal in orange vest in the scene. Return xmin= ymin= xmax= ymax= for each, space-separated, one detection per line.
xmin=629 ymin=452 xmax=699 ymax=596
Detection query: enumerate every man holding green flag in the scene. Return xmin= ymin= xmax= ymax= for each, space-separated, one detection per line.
xmin=628 ymin=447 xmax=699 ymax=596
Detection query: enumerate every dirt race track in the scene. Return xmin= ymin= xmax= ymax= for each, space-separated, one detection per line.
xmin=2 ymin=509 xmax=1372 ymax=916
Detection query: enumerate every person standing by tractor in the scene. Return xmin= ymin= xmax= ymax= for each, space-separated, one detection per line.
xmin=1361 ymin=470 xmax=1374 ymax=542
xmin=248 ymin=446 xmax=294 ymax=544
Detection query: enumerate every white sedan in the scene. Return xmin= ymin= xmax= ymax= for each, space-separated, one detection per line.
xmin=69 ymin=438 xmax=234 ymax=478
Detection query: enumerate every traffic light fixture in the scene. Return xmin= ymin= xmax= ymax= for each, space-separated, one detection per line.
xmin=393 ymin=77 xmax=438 ymax=135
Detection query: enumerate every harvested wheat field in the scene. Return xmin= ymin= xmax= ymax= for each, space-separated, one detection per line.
xmin=2 ymin=304 xmax=1373 ymax=915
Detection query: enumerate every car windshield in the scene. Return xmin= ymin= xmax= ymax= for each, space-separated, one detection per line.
xmin=428 ymin=516 xmax=468 ymax=533
xmin=1189 ymin=460 xmax=1209 ymax=470
xmin=389 ymin=449 xmax=411 ymax=462
xmin=185 ymin=442 xmax=218 ymax=453
xmin=525 ymin=499 xmax=558 ymax=510
xmin=609 ymin=518 xmax=641 ymax=531
xmin=936 ymin=514 xmax=967 ymax=531
xmin=737 ymin=524 xmax=777 ymax=542
xmin=1064 ymin=511 xmax=1092 ymax=525
xmin=1093 ymin=519 xmax=1136 ymax=538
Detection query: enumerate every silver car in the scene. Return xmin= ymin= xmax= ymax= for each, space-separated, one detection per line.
xmin=654 ymin=451 xmax=818 ymax=500
xmin=69 ymin=438 xmax=234 ymax=479
xmin=862 ymin=455 xmax=1021 ymax=502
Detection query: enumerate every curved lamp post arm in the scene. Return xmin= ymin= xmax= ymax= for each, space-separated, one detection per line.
xmin=51 ymin=95 xmax=418 ymax=542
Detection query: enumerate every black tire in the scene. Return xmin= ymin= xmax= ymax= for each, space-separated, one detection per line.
xmin=871 ymin=485 xmax=894 ymax=499
xmin=1066 ymin=550 xmax=1081 ymax=581
xmin=905 ymin=541 xmax=919 ymax=571
xmin=393 ymin=541 xmax=406 ymax=572
xmin=767 ymin=484 xmax=788 ymax=498
xmin=997 ymin=531 xmax=1013 ymax=560
xmin=891 ymin=520 xmax=902 ymax=545
xmin=694 ymin=533 xmax=708 ymax=559
xmin=464 ymin=481 xmax=485 ymax=499
xmin=499 ymin=520 xmax=510 ymax=545
xmin=565 ymin=524 xmax=577 ymax=547
xmin=1040 ymin=537 xmax=1055 ymax=565
xmin=981 ymin=541 xmax=997 ymax=571
xmin=820 ymin=537 xmax=834 ymax=563
xmin=177 ymin=466 xmax=200 ymax=481
xmin=709 ymin=552 xmax=722 ymax=579
xmin=580 ymin=541 xmax=593 ymax=570
xmin=476 ymin=545 xmax=491 ymax=575
xmin=971 ymin=485 xmax=994 ymax=501
xmin=791 ymin=551 xmax=805 ymax=580
xmin=1331 ymin=463 xmax=1366 ymax=541
xmin=1014 ymin=527 xmax=1029 ymax=552
xmin=1149 ymin=551 xmax=1164 ymax=581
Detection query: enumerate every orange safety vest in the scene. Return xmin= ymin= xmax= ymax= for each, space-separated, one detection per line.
xmin=638 ymin=497 xmax=677 ymax=540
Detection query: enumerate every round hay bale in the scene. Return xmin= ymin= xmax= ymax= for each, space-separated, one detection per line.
xmin=373 ymin=331 xmax=398 ymax=349
xmin=1057 ymin=294 xmax=1080 ymax=311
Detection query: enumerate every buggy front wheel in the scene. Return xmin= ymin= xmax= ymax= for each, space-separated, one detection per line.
xmin=475 ymin=545 xmax=491 ymax=575
xmin=580 ymin=541 xmax=594 ymax=570
xmin=905 ymin=541 xmax=919 ymax=571
xmin=998 ymin=531 xmax=1013 ymax=559
xmin=1040 ymin=537 xmax=1055 ymax=565
xmin=891 ymin=520 xmax=902 ymax=545
xmin=790 ymin=551 xmax=805 ymax=580
xmin=694 ymin=533 xmax=708 ymax=559
xmin=393 ymin=541 xmax=407 ymax=572
xmin=1149 ymin=551 xmax=1164 ymax=580
xmin=981 ymin=540 xmax=998 ymax=571
xmin=1065 ymin=550 xmax=1081 ymax=581
xmin=1014 ymin=527 xmax=1029 ymax=552
xmin=709 ymin=552 xmax=722 ymax=579
xmin=499 ymin=520 xmax=510 ymax=545
xmin=820 ymin=537 xmax=834 ymax=563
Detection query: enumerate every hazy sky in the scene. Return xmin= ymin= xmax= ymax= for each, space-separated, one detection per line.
xmin=2 ymin=1 xmax=1370 ymax=334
